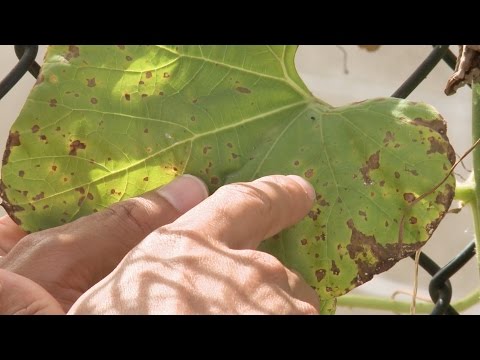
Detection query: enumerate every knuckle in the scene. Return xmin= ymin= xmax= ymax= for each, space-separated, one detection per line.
xmin=218 ymin=183 xmax=273 ymax=214
xmin=104 ymin=198 xmax=154 ymax=235
xmin=240 ymin=250 xmax=287 ymax=279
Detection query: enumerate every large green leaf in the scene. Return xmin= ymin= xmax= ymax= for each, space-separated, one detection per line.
xmin=0 ymin=46 xmax=455 ymax=310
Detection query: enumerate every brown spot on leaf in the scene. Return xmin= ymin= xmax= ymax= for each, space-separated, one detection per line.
xmin=75 ymin=187 xmax=85 ymax=194
xmin=56 ymin=127 xmax=61 ymax=131
xmin=163 ymin=72 xmax=170 ymax=78
xmin=359 ymin=210 xmax=367 ymax=220
xmin=32 ymin=192 xmax=44 ymax=201
xmin=411 ymin=118 xmax=455 ymax=165
xmin=406 ymin=168 xmax=419 ymax=176
xmin=43 ymin=205 xmax=49 ymax=209
xmin=411 ymin=118 xmax=448 ymax=140
xmin=211 ymin=177 xmax=219 ymax=185
xmin=379 ymin=180 xmax=385 ymax=187
xmin=40 ymin=135 xmax=47 ymax=141
xmin=227 ymin=143 xmax=233 ymax=148
xmin=232 ymin=153 xmax=239 ymax=159
xmin=360 ymin=151 xmax=380 ymax=185
xmin=78 ymin=196 xmax=86 ymax=206
xmin=0 ymin=181 xmax=25 ymax=224
xmin=191 ymin=116 xmax=196 ymax=121
xmin=86 ymin=78 xmax=96 ymax=87
xmin=144 ymin=128 xmax=149 ymax=133
xmin=294 ymin=160 xmax=299 ymax=166
xmin=403 ymin=193 xmax=416 ymax=203
xmin=331 ymin=261 xmax=340 ymax=275
xmin=203 ymin=146 xmax=212 ymax=155
xmin=236 ymin=87 xmax=251 ymax=94
xmin=301 ymin=239 xmax=307 ymax=245
xmin=143 ymin=177 xmax=149 ymax=181
xmin=22 ymin=191 xmax=28 ymax=196
xmin=383 ymin=131 xmax=395 ymax=144
xmin=385 ymin=220 xmax=389 ymax=227
xmin=146 ymin=71 xmax=152 ymax=79
xmin=90 ymin=97 xmax=98 ymax=104
xmin=49 ymin=99 xmax=57 ymax=107
xmin=346 ymin=218 xmax=425 ymax=285
xmin=141 ymin=94 xmax=148 ymax=98
xmin=110 ymin=189 xmax=116 ymax=194
xmin=305 ymin=169 xmax=314 ymax=178
xmin=427 ymin=136 xmax=446 ymax=156
xmin=308 ymin=210 xmax=318 ymax=221
xmin=394 ymin=172 xmax=400 ymax=179
xmin=32 ymin=125 xmax=40 ymax=133
xmin=125 ymin=93 xmax=130 ymax=101
xmin=159 ymin=91 xmax=164 ymax=96
xmin=316 ymin=195 xmax=329 ymax=207
xmin=409 ymin=217 xmax=418 ymax=224
xmin=126 ymin=56 xmax=133 ymax=61
xmin=87 ymin=192 xmax=94 ymax=200
xmin=435 ymin=184 xmax=454 ymax=210
xmin=18 ymin=170 xmax=24 ymax=177
xmin=65 ymin=45 xmax=80 ymax=60
xmin=69 ymin=140 xmax=87 ymax=156
xmin=426 ymin=213 xmax=445 ymax=236
xmin=315 ymin=269 xmax=326 ymax=282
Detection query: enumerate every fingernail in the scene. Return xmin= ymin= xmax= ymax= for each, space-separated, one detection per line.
xmin=157 ymin=175 xmax=210 ymax=213
xmin=287 ymin=175 xmax=316 ymax=201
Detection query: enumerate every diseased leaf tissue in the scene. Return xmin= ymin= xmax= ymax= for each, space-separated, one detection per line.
xmin=0 ymin=46 xmax=455 ymax=313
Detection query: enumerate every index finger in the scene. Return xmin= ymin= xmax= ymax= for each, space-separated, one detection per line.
xmin=163 ymin=175 xmax=315 ymax=250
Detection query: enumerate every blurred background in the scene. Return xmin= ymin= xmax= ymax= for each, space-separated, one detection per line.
xmin=1 ymin=45 xmax=478 ymax=314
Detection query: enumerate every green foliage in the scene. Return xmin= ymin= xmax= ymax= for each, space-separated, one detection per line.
xmin=0 ymin=46 xmax=456 ymax=312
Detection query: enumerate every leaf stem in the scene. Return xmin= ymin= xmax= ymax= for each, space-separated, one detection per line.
xmin=455 ymin=177 xmax=475 ymax=204
xmin=337 ymin=289 xmax=480 ymax=314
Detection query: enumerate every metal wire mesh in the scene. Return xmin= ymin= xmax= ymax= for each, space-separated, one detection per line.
xmin=0 ymin=45 xmax=477 ymax=315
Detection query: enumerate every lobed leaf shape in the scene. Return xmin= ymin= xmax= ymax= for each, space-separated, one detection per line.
xmin=0 ymin=46 xmax=456 ymax=311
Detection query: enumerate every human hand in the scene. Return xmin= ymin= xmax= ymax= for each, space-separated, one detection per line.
xmin=0 ymin=175 xmax=209 ymax=314
xmin=69 ymin=175 xmax=320 ymax=315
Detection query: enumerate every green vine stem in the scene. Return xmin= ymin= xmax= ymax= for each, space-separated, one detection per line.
xmin=473 ymin=81 xmax=480 ymax=278
xmin=455 ymin=176 xmax=475 ymax=204
xmin=337 ymin=289 xmax=480 ymax=314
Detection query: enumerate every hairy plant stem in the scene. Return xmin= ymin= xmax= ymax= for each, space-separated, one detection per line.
xmin=472 ymin=81 xmax=480 ymax=278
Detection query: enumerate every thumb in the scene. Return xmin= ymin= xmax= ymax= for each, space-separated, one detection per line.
xmin=2 ymin=175 xmax=209 ymax=304
xmin=0 ymin=269 xmax=64 ymax=314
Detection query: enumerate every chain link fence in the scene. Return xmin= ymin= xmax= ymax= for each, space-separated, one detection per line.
xmin=0 ymin=45 xmax=477 ymax=315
